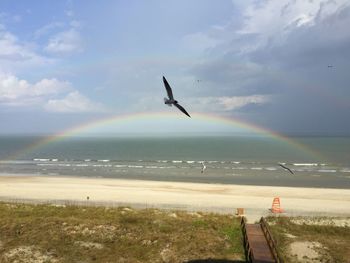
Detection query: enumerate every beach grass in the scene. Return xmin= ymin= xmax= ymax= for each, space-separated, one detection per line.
xmin=0 ymin=202 xmax=244 ymax=262
xmin=266 ymin=216 xmax=350 ymax=262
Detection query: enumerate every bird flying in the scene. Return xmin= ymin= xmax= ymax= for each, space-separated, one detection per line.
xmin=278 ymin=163 xmax=294 ymax=174
xmin=163 ymin=76 xmax=191 ymax=117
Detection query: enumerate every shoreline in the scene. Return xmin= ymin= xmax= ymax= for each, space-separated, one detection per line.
xmin=1 ymin=173 xmax=350 ymax=222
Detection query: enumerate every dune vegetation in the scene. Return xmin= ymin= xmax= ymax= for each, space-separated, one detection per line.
xmin=0 ymin=202 xmax=244 ymax=263
xmin=267 ymin=216 xmax=350 ymax=262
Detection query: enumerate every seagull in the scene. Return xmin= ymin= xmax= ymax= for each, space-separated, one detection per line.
xmin=278 ymin=163 xmax=294 ymax=175
xmin=201 ymin=162 xmax=206 ymax=173
xmin=163 ymin=76 xmax=191 ymax=117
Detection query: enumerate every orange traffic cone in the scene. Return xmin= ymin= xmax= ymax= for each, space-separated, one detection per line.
xmin=271 ymin=197 xmax=284 ymax=213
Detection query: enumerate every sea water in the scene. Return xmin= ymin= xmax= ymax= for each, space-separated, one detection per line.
xmin=0 ymin=135 xmax=349 ymax=189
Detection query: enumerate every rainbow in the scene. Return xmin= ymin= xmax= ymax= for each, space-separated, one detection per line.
xmin=4 ymin=112 xmax=323 ymax=161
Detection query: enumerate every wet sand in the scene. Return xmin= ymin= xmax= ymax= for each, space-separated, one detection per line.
xmin=1 ymin=173 xmax=350 ymax=222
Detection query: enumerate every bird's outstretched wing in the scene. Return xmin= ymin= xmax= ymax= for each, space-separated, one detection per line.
xmin=163 ymin=76 xmax=174 ymax=100
xmin=174 ymin=103 xmax=191 ymax=117
xmin=278 ymin=163 xmax=294 ymax=174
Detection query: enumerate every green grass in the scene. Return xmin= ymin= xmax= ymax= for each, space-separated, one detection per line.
xmin=0 ymin=202 xmax=244 ymax=263
xmin=266 ymin=216 xmax=350 ymax=262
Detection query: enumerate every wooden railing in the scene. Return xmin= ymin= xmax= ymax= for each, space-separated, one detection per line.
xmin=240 ymin=216 xmax=252 ymax=262
xmin=260 ymin=217 xmax=283 ymax=263
xmin=240 ymin=216 xmax=283 ymax=263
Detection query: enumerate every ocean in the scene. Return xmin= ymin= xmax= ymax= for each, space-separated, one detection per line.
xmin=0 ymin=135 xmax=349 ymax=189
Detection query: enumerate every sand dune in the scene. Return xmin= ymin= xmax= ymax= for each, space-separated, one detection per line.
xmin=1 ymin=173 xmax=350 ymax=222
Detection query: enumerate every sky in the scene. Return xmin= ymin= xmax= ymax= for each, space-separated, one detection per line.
xmin=0 ymin=0 xmax=349 ymax=135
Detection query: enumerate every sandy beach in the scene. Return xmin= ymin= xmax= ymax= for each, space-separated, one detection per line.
xmin=1 ymin=173 xmax=350 ymax=222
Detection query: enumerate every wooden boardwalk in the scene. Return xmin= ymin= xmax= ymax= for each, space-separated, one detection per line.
xmin=241 ymin=217 xmax=282 ymax=263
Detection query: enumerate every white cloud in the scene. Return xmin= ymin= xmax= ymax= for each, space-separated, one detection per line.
xmin=0 ymin=25 xmax=50 ymax=68
xmin=44 ymin=91 xmax=104 ymax=113
xmin=218 ymin=95 xmax=269 ymax=111
xmin=34 ymin=22 xmax=64 ymax=38
xmin=238 ymin=0 xmax=350 ymax=50
xmin=0 ymin=72 xmax=104 ymax=113
xmin=65 ymin=10 xmax=74 ymax=17
xmin=0 ymin=12 xmax=22 ymax=23
xmin=188 ymin=95 xmax=269 ymax=112
xmin=184 ymin=1 xmax=350 ymax=56
xmin=12 ymin=15 xmax=21 ymax=23
xmin=0 ymin=72 xmax=71 ymax=106
xmin=45 ymin=28 xmax=83 ymax=54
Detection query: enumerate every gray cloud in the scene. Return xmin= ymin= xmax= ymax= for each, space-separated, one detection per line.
xmin=186 ymin=0 xmax=350 ymax=134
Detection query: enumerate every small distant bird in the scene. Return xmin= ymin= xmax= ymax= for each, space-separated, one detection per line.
xmin=328 ymin=65 xmax=333 ymax=68
xmin=201 ymin=162 xmax=206 ymax=173
xmin=163 ymin=76 xmax=191 ymax=117
xmin=278 ymin=163 xmax=294 ymax=174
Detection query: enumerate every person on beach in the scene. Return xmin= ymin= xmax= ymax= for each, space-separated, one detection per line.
xmin=201 ymin=162 xmax=206 ymax=173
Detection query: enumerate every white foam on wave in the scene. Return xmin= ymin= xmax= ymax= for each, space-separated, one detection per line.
xmin=33 ymin=158 xmax=50 ymax=162
xmin=232 ymin=161 xmax=240 ymax=164
xmin=232 ymin=167 xmax=246 ymax=170
xmin=317 ymin=169 xmax=337 ymax=173
xmin=230 ymin=173 xmax=243 ymax=177
xmin=92 ymin=164 xmax=112 ymax=167
xmin=115 ymin=165 xmax=127 ymax=168
xmin=84 ymin=159 xmax=91 ymax=162
xmin=186 ymin=161 xmax=195 ymax=164
xmin=98 ymin=159 xmax=110 ymax=162
xmin=340 ymin=169 xmax=350 ymax=173
xmin=265 ymin=167 xmax=277 ymax=171
xmin=251 ymin=167 xmax=263 ymax=170
xmin=51 ymin=159 xmax=58 ymax=162
xmin=128 ymin=165 xmax=143 ymax=168
xmin=172 ymin=160 xmax=182 ymax=163
xmin=293 ymin=163 xmax=318 ymax=166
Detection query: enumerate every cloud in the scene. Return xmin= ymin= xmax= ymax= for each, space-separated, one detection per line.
xmin=237 ymin=0 xmax=350 ymax=51
xmin=217 ymin=95 xmax=269 ymax=111
xmin=186 ymin=95 xmax=270 ymax=113
xmin=45 ymin=28 xmax=83 ymax=54
xmin=0 ymin=25 xmax=50 ymax=69
xmin=44 ymin=91 xmax=104 ymax=113
xmin=0 ymin=72 xmax=104 ymax=113
xmin=0 ymin=72 xmax=71 ymax=106
xmin=183 ymin=0 xmax=350 ymax=133
xmin=194 ymin=1 xmax=350 ymax=75
xmin=34 ymin=22 xmax=64 ymax=38
xmin=0 ymin=12 xmax=22 ymax=24
xmin=134 ymin=94 xmax=269 ymax=114
xmin=65 ymin=10 xmax=74 ymax=17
